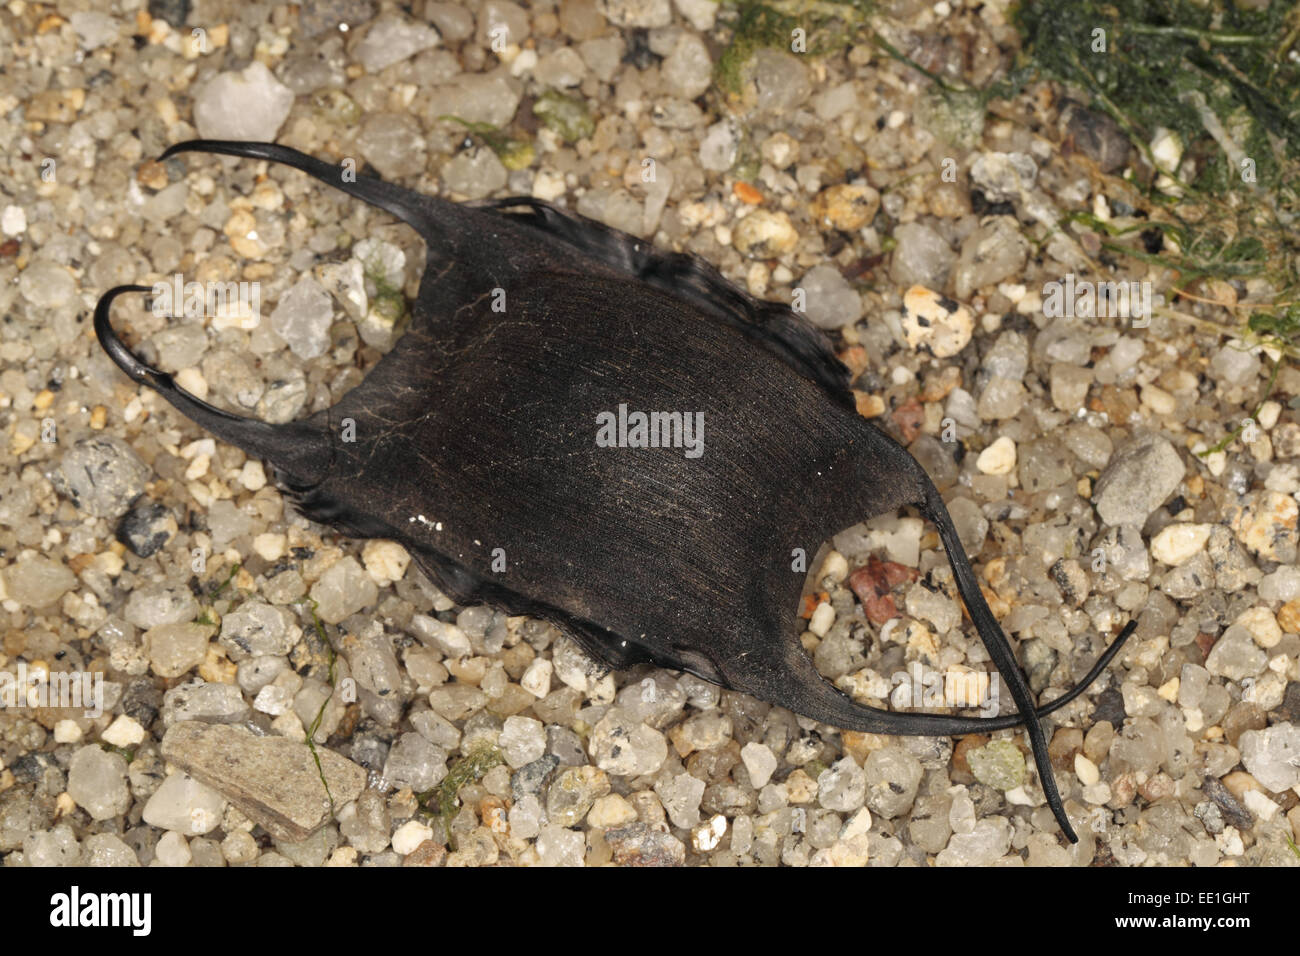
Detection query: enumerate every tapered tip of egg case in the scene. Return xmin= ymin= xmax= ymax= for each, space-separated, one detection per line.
xmin=94 ymin=284 xmax=331 ymax=489
xmin=94 ymin=284 xmax=158 ymax=384
xmin=920 ymin=482 xmax=1083 ymax=842
xmin=158 ymin=140 xmax=441 ymax=241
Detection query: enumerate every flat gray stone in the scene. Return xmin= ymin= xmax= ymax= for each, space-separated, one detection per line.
xmin=161 ymin=721 xmax=366 ymax=841
xmin=1093 ymin=434 xmax=1185 ymax=527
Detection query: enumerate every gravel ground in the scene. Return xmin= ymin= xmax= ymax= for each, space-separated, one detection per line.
xmin=1 ymin=0 xmax=1299 ymax=867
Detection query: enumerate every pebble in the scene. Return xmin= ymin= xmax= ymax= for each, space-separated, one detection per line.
xmin=162 ymin=680 xmax=250 ymax=726
xmin=810 ymin=183 xmax=879 ymax=232
xmin=588 ymin=794 xmax=638 ymax=829
xmin=19 ymin=260 xmax=76 ymax=307
xmin=23 ymin=826 xmax=81 ymax=867
xmin=954 ymin=216 xmax=1028 ymax=299
xmin=392 ymin=819 xmax=434 ymax=856
xmin=125 ymin=586 xmax=199 ymax=630
xmin=220 ymin=600 xmax=294 ymax=659
xmin=1074 ymin=753 xmax=1101 ymax=786
xmin=891 ymin=225 xmax=955 ymax=292
xmin=654 ymin=772 xmax=706 ymax=829
xmin=362 ymin=540 xmax=411 ymax=586
xmin=4 ymin=553 xmax=77 ymax=607
xmin=2 ymin=204 xmax=27 ymax=236
xmin=428 ymin=684 xmax=488 ymax=721
xmin=67 ymin=745 xmax=131 ymax=821
xmin=207 ymin=501 xmax=252 ymax=550
xmin=520 ymin=658 xmax=553 ymax=697
xmin=798 ymin=264 xmax=863 ymax=330
xmin=808 ymin=600 xmax=836 ymax=637
xmin=1230 ymin=491 xmax=1298 ymax=563
xmin=506 ymin=793 xmax=543 ymax=839
xmin=1238 ymin=723 xmax=1300 ymax=792
xmin=863 ymin=746 xmax=922 ymax=818
xmin=818 ymin=757 xmax=867 ymax=812
xmin=598 ymin=0 xmax=671 ymax=27
xmin=547 ymin=766 xmax=610 ymax=827
xmin=968 ymin=739 xmax=1026 ymax=790
xmin=673 ymin=0 xmax=716 ymax=30
xmin=0 ymin=790 xmax=53 ymax=853
xmin=692 ymin=814 xmax=727 ymax=852
xmin=1093 ymin=435 xmax=1186 ymax=526
xmin=1235 ymin=606 xmax=1283 ymax=649
xmin=969 ymin=151 xmax=1037 ymax=201
xmin=144 ymin=622 xmax=213 ymax=678
xmin=741 ymin=742 xmax=778 ymax=789
xmin=535 ymin=824 xmax=586 ymax=866
xmin=605 ymin=822 xmax=686 ymax=866
xmin=83 ymin=833 xmax=140 ymax=867
xmin=1205 ymin=625 xmax=1268 ymax=682
xmin=588 ymin=708 xmax=667 ymax=776
xmin=383 ymin=733 xmax=448 ymax=792
xmin=101 ymin=715 xmax=146 ymax=748
xmin=1260 ymin=566 xmax=1300 ymax=603
xmin=161 ymin=721 xmax=366 ymax=841
xmin=900 ymin=285 xmax=973 ymax=357
xmin=154 ymin=831 xmax=192 ymax=867
xmin=1241 ymin=789 xmax=1279 ymax=822
xmin=116 ymin=499 xmax=178 ymax=557
xmin=752 ymin=48 xmax=812 ymax=116
xmin=908 ymin=794 xmax=953 ymax=853
xmin=732 ymin=210 xmax=798 ymax=259
xmin=194 ymin=62 xmax=294 ymax=141
xmin=668 ymin=711 xmax=732 ymax=756
xmin=476 ymin=0 xmax=530 ymax=45
xmin=1060 ymin=103 xmax=1129 ymax=172
xmin=936 ymin=816 xmax=1013 ymax=866
xmin=1209 ymin=341 xmax=1261 ymax=387
xmin=354 ymin=14 xmax=440 ymax=72
xmin=976 ymin=435 xmax=1017 ymax=475
xmin=1050 ymin=363 xmax=1092 ymax=412
xmin=310 ymin=556 xmax=379 ymax=624
xmin=142 ymin=771 xmax=227 ymax=835
xmin=271 ymin=277 xmax=335 ymax=360
xmin=339 ymin=790 xmax=391 ymax=854
xmin=444 ymin=145 xmax=510 ymax=199
xmin=978 ymin=377 xmax=1026 ymax=420
xmin=1151 ymin=523 xmax=1212 ymax=566
xmin=1202 ymin=775 xmax=1254 ymax=831
xmin=661 ymin=33 xmax=711 ymax=99
xmin=499 ymin=716 xmax=547 ymax=769
xmin=411 ymin=614 xmax=471 ymax=659
xmin=52 ymin=436 xmax=150 ymax=519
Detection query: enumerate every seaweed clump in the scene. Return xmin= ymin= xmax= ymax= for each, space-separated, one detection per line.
xmin=1016 ymin=0 xmax=1300 ymax=360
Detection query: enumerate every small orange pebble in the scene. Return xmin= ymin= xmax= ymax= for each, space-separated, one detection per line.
xmin=799 ymin=591 xmax=828 ymax=619
xmin=837 ymin=345 xmax=869 ymax=380
xmin=854 ymin=391 xmax=885 ymax=419
xmin=733 ymin=181 xmax=763 ymax=205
